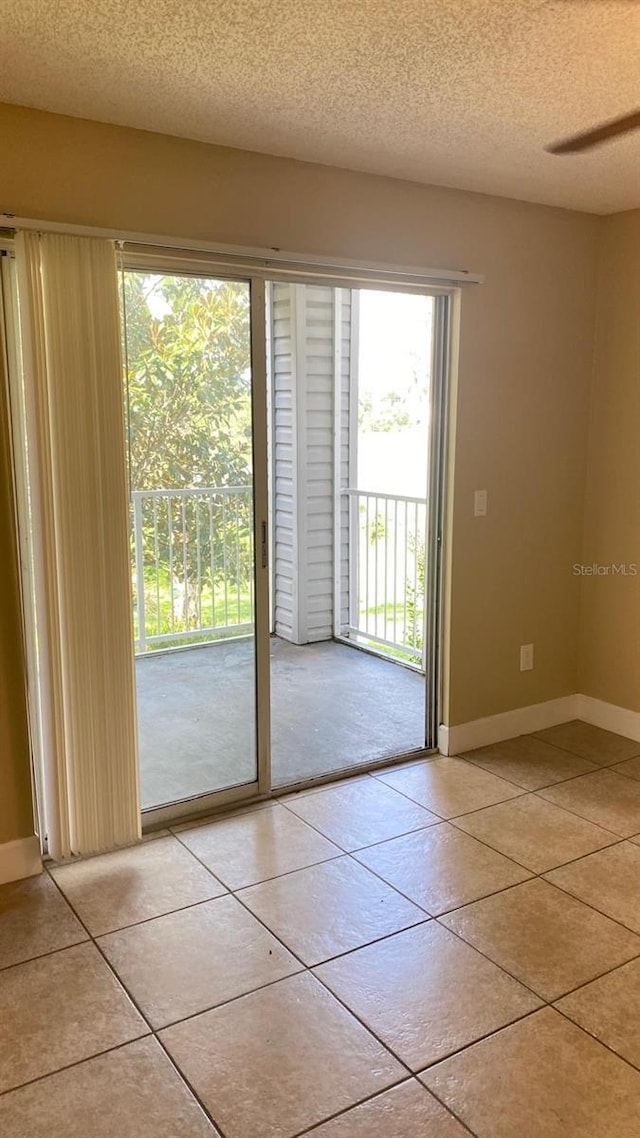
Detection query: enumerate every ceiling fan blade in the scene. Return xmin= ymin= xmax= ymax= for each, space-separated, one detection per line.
xmin=547 ymin=109 xmax=640 ymax=154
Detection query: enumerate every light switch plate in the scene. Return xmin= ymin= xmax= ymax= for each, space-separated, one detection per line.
xmin=474 ymin=490 xmax=488 ymax=517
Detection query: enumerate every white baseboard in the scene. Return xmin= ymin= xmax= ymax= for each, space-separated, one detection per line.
xmin=439 ymin=695 xmax=580 ymax=755
xmin=575 ymin=695 xmax=640 ymax=743
xmin=0 ymin=835 xmax=42 ymax=885
xmin=439 ymin=691 xmax=640 ymax=756
xmin=437 ymin=724 xmax=451 ymax=756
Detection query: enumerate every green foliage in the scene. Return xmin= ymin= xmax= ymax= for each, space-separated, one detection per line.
xmin=124 ymin=272 xmax=252 ymax=490
xmin=132 ymin=566 xmax=253 ymax=650
xmin=358 ymin=389 xmax=412 ymax=432
xmin=367 ymin=511 xmax=386 ymax=544
xmin=405 ymin=534 xmax=425 ymax=658
xmin=123 ymin=272 xmax=254 ymax=645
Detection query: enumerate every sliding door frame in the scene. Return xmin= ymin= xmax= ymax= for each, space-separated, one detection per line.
xmin=250 ymin=278 xmax=272 ymax=797
xmin=130 ymin=253 xmax=458 ymax=827
xmin=141 ymin=272 xmax=454 ymax=828
xmin=2 ymin=225 xmax=469 ymax=835
xmin=424 ymin=292 xmax=451 ymax=751
xmin=329 ymin=288 xmax=449 ymax=753
xmin=129 ymin=265 xmax=272 ymax=829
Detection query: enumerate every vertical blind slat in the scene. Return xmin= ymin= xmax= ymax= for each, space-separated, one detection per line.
xmin=15 ymin=231 xmax=140 ymax=859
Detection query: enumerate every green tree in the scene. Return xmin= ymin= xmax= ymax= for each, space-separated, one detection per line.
xmin=405 ymin=534 xmax=425 ymax=664
xmin=123 ymin=272 xmax=252 ymax=490
xmin=123 ymin=272 xmax=254 ymax=644
xmin=358 ymin=389 xmax=412 ymax=432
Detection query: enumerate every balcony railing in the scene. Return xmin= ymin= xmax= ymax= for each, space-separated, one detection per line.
xmin=342 ymin=488 xmax=427 ymax=668
xmin=131 ymin=486 xmax=254 ymax=653
xmin=132 ymin=485 xmax=427 ymax=668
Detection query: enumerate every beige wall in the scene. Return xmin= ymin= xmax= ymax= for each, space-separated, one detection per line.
xmin=579 ymin=210 xmax=640 ymax=711
xmin=0 ymin=102 xmax=600 ymax=840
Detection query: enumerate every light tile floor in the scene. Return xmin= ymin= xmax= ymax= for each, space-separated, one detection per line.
xmin=3 ymin=720 xmax=640 ymax=1136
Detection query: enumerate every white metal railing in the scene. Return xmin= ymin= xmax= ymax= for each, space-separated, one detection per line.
xmin=132 ymin=483 xmax=425 ymax=664
xmin=342 ymin=488 xmax=427 ymax=667
xmin=131 ymin=486 xmax=253 ymax=653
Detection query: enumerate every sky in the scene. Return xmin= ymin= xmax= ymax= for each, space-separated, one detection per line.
xmin=358 ymin=289 xmax=432 ymax=408
xmin=357 ymin=289 xmax=434 ymax=498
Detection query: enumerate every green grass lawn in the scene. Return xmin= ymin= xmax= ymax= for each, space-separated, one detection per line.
xmin=134 ymin=569 xmax=423 ymax=665
xmin=134 ymin=569 xmax=253 ymax=646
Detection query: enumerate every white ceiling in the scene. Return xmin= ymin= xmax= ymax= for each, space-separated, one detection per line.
xmin=0 ymin=0 xmax=639 ymax=214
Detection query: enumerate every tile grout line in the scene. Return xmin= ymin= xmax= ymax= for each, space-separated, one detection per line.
xmin=0 ymin=1035 xmax=156 ymax=1102
xmin=415 ymin=999 xmax=640 ymax=1130
xmin=415 ymin=1005 xmax=547 ymax=1074
xmin=543 ymin=951 xmax=640 ymax=1005
xmin=171 ymin=776 xmax=634 ymax=876
xmin=426 ymin=848 xmax=640 ymax=957
xmin=365 ymin=766 xmax=532 ymax=815
xmin=110 ymin=828 xmax=558 ymax=1043
xmin=456 ymin=753 xmax=601 ymax=789
xmin=162 ymin=728 xmax=640 ymax=842
xmin=170 ymin=829 xmax=422 ymax=1080
xmin=373 ymin=753 xmax=640 ymax=823
xmin=347 ymin=845 xmax=535 ymax=925
xmin=10 ymin=821 xmax=640 ymax=1008
xmin=606 ymin=765 xmax=640 ymax=785
xmin=528 ymin=732 xmax=640 ymax=766
xmin=313 ymin=816 xmax=640 ymax=1010
xmin=341 ymin=805 xmax=636 ymax=940
xmin=530 ymin=781 xmax=640 ymax=837
xmin=173 ymin=834 xmax=562 ymax=1102
xmin=0 ymin=931 xmax=92 ymax=975
xmin=292 ymin=1075 xmax=481 ymax=1138
xmin=430 ymin=887 xmax=640 ymax=1005
xmin=167 ymin=845 xmax=348 ymax=895
xmin=277 ymin=784 xmax=633 ymax=881
xmin=324 ymin=750 xmax=640 ymax=939
xmin=41 ymin=867 xmax=232 ymax=1138
xmin=449 ymin=820 xmax=628 ymax=882
xmin=48 ymin=887 xmax=228 ymax=939
xmin=86 ymin=828 xmax=640 ymax=1137
xmin=171 ymin=830 xmax=488 ymax=1137
xmin=422 ymin=805 xmax=640 ymax=1023
xmin=370 ymin=746 xmax=628 ymax=799
xmin=7 ymin=801 xmax=639 ymax=1023
xmin=5 ymin=729 xmax=640 ymax=1131
xmin=338 ymin=751 xmax=627 ymax=826
xmin=381 ymin=1009 xmax=552 ymax=1138
xmin=174 ymin=744 xmax=640 ymax=860
xmin=277 ymin=794 xmax=445 ymax=845
xmin=552 ymin=996 xmax=640 ymax=1078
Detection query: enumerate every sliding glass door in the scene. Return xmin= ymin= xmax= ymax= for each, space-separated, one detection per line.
xmin=121 ymin=268 xmax=267 ymax=815
xmin=120 ymin=262 xmax=446 ymax=820
xmin=3 ymin=229 xmax=454 ymax=844
xmin=266 ymin=281 xmax=443 ymax=787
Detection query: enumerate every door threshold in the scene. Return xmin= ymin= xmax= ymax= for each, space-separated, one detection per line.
xmin=141 ymin=745 xmax=438 ymax=835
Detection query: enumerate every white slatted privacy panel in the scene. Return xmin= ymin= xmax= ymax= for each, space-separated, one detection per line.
xmin=271 ymin=282 xmax=297 ymax=641
xmin=270 ymin=283 xmax=353 ymax=644
xmin=338 ymin=288 xmax=356 ymax=635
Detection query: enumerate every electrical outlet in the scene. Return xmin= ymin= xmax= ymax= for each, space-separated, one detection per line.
xmin=474 ymin=489 xmax=488 ymax=517
xmin=520 ymin=643 xmax=534 ymax=672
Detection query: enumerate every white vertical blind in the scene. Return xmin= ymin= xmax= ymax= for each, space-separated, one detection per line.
xmin=15 ymin=231 xmax=140 ymax=859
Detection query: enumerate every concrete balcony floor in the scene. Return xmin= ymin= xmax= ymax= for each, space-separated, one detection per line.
xmin=136 ymin=636 xmax=427 ymax=810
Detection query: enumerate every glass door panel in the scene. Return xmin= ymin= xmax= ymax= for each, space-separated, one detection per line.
xmin=122 ymin=269 xmax=257 ymax=810
xmin=267 ymin=281 xmax=437 ymax=788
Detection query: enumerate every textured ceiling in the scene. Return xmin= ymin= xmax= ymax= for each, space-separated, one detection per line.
xmin=0 ymin=0 xmax=639 ymax=213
